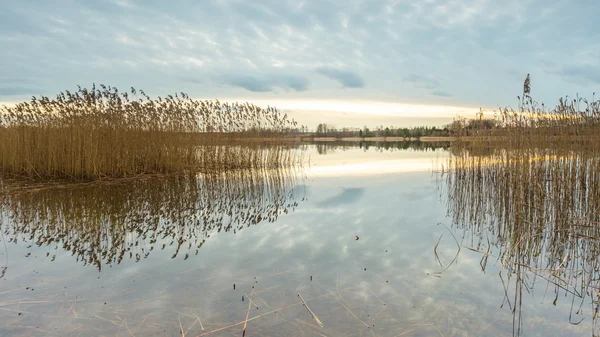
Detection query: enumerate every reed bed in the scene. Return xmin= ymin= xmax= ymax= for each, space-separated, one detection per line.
xmin=0 ymin=85 xmax=299 ymax=179
xmin=0 ymin=164 xmax=304 ymax=271
xmin=454 ymin=75 xmax=600 ymax=147
xmin=443 ymin=144 xmax=600 ymax=336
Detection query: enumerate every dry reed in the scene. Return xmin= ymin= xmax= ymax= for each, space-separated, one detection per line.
xmin=453 ymin=74 xmax=600 ymax=147
xmin=297 ymin=293 xmax=323 ymax=328
xmin=443 ymin=144 xmax=600 ymax=336
xmin=0 ymin=85 xmax=299 ymax=179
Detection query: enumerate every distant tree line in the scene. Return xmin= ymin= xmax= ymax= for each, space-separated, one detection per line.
xmin=313 ymin=123 xmax=452 ymax=138
xmin=271 ymin=117 xmax=500 ymax=139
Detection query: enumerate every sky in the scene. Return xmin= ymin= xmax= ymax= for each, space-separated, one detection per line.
xmin=1 ymin=0 xmax=599 ymax=128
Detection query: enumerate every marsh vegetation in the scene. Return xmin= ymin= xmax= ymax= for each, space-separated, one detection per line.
xmin=0 ymin=85 xmax=300 ymax=180
xmin=442 ymin=142 xmax=600 ymax=336
xmin=451 ymin=74 xmax=600 ymax=145
xmin=429 ymin=75 xmax=600 ymax=336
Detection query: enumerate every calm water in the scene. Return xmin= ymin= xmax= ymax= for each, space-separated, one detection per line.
xmin=0 ymin=143 xmax=595 ymax=336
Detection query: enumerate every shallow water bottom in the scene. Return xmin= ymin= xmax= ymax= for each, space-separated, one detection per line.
xmin=0 ymin=153 xmax=594 ymax=336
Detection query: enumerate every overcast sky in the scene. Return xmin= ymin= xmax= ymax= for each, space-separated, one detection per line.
xmin=1 ymin=0 xmax=598 ymax=127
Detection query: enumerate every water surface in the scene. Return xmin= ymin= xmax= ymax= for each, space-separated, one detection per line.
xmin=0 ymin=144 xmax=595 ymax=336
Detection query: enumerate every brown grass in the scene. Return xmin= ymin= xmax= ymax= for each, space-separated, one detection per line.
xmin=0 ymin=85 xmax=299 ymax=180
xmin=452 ymin=75 xmax=600 ymax=146
xmin=443 ymin=143 xmax=600 ymax=335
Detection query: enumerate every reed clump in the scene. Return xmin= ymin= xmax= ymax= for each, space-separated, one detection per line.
xmin=443 ymin=144 xmax=600 ymax=335
xmin=453 ymin=74 xmax=600 ymax=147
xmin=0 ymin=85 xmax=299 ymax=180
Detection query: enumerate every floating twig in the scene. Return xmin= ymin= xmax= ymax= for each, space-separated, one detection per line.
xmin=179 ymin=317 xmax=185 ymax=337
xmin=242 ymin=288 xmax=255 ymax=336
xmin=124 ymin=319 xmax=136 ymax=337
xmin=195 ymin=286 xmax=361 ymax=337
xmin=297 ymin=293 xmax=323 ymax=328
xmin=194 ymin=314 xmax=205 ymax=331
xmin=243 ymin=293 xmax=259 ymax=310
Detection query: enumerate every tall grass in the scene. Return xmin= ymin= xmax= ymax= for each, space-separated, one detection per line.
xmin=443 ymin=144 xmax=600 ymax=336
xmin=444 ymin=76 xmax=600 ymax=335
xmin=454 ymin=75 xmax=600 ymax=147
xmin=0 ymin=165 xmax=303 ymax=271
xmin=0 ymin=85 xmax=299 ymax=179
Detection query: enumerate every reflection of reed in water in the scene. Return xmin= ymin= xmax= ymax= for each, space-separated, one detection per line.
xmin=444 ymin=145 xmax=600 ymax=336
xmin=0 ymin=166 xmax=304 ymax=271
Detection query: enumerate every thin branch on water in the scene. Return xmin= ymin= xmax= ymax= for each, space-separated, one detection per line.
xmin=242 ymin=287 xmax=255 ymax=336
xmin=434 ymin=223 xmax=462 ymax=275
xmin=297 ymin=293 xmax=323 ymax=328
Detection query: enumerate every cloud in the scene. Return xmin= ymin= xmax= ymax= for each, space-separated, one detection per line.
xmin=222 ymin=73 xmax=309 ymax=93
xmin=0 ymin=87 xmax=40 ymax=96
xmin=316 ymin=67 xmax=365 ymax=88
xmin=317 ymin=188 xmax=365 ymax=208
xmin=1 ymin=0 xmax=599 ymax=115
xmin=404 ymin=74 xmax=452 ymax=97
xmin=431 ymin=90 xmax=452 ymax=98
xmin=403 ymin=74 xmax=440 ymax=90
xmin=555 ymin=64 xmax=600 ymax=85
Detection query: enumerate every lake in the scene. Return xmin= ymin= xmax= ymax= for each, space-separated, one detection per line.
xmin=0 ymin=143 xmax=597 ymax=336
